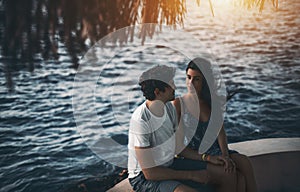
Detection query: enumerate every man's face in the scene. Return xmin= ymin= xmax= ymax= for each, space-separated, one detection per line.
xmin=165 ymin=80 xmax=176 ymax=101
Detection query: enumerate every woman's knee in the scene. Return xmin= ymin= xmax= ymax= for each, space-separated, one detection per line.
xmin=231 ymin=153 xmax=253 ymax=169
xmin=207 ymin=164 xmax=237 ymax=184
xmin=174 ymin=184 xmax=197 ymax=192
xmin=231 ymin=153 xmax=249 ymax=162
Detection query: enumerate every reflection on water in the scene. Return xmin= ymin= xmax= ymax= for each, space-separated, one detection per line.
xmin=0 ymin=0 xmax=299 ymax=191
xmin=185 ymin=0 xmax=300 ymax=141
xmin=0 ymin=0 xmax=278 ymax=92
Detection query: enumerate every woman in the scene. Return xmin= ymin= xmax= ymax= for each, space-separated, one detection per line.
xmin=173 ymin=58 xmax=257 ymax=192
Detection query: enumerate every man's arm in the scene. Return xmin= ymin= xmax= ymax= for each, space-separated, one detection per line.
xmin=135 ymin=146 xmax=208 ymax=183
xmin=177 ymin=146 xmax=202 ymax=161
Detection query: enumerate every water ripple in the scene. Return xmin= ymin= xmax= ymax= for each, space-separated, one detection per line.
xmin=1 ymin=0 xmax=300 ymax=191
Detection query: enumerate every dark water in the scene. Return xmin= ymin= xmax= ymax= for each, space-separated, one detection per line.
xmin=1 ymin=1 xmax=300 ymax=191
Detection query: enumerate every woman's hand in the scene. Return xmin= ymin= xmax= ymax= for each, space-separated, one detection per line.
xmin=206 ymin=155 xmax=236 ymax=173
xmin=222 ymin=156 xmax=236 ymax=173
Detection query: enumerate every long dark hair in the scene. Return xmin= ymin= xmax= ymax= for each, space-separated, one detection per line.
xmin=186 ymin=58 xmax=214 ymax=108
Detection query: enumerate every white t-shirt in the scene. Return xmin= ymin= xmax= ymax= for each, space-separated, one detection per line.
xmin=128 ymin=101 xmax=178 ymax=178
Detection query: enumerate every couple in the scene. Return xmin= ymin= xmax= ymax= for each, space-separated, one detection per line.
xmin=127 ymin=58 xmax=257 ymax=192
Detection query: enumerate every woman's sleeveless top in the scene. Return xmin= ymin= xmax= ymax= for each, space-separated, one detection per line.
xmin=180 ymin=98 xmax=237 ymax=155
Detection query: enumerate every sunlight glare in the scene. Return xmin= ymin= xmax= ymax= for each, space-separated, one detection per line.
xmin=211 ymin=0 xmax=235 ymax=8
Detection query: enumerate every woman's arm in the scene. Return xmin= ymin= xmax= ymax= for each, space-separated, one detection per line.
xmin=217 ymin=126 xmax=236 ymax=172
xmin=218 ymin=126 xmax=230 ymax=157
xmin=172 ymin=98 xmax=181 ymax=124
xmin=172 ymin=98 xmax=186 ymax=154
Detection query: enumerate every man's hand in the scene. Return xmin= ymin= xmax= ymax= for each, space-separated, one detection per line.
xmin=206 ymin=155 xmax=225 ymax=165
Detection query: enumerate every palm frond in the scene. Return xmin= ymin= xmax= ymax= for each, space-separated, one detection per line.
xmin=1 ymin=0 xmax=280 ymax=63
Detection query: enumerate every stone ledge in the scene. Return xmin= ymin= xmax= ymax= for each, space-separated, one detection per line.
xmin=108 ymin=138 xmax=300 ymax=192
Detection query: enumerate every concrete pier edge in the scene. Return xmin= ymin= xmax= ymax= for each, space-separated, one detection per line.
xmin=107 ymin=137 xmax=300 ymax=192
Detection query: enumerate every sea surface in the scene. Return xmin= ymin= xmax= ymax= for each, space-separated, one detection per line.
xmin=0 ymin=0 xmax=299 ymax=191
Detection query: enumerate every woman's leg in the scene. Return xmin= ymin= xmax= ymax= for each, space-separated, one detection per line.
xmin=230 ymin=153 xmax=257 ymax=192
xmin=237 ymin=170 xmax=246 ymax=192
xmin=206 ymin=163 xmax=237 ymax=192
xmin=174 ymin=184 xmax=197 ymax=192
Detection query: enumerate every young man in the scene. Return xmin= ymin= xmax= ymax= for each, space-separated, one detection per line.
xmin=128 ymin=65 xmax=238 ymax=192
